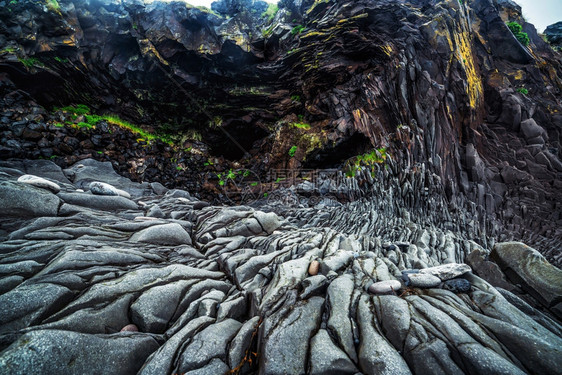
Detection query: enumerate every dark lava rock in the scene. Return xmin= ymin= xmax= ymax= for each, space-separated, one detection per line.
xmin=442 ymin=278 xmax=472 ymax=293
xmin=545 ymin=21 xmax=562 ymax=48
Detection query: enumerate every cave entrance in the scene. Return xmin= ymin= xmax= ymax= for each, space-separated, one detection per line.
xmin=303 ymin=132 xmax=373 ymax=169
xmin=208 ymin=120 xmax=268 ymax=160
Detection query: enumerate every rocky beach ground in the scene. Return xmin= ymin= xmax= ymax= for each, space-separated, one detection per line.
xmin=0 ymin=158 xmax=561 ymax=374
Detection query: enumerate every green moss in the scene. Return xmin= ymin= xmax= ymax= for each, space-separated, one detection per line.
xmin=76 ymin=121 xmax=93 ymax=129
xmin=55 ymin=104 xmax=174 ymax=145
xmin=291 ymin=25 xmax=305 ymax=35
xmin=507 ymin=22 xmax=530 ymax=46
xmin=291 ymin=95 xmax=301 ymax=102
xmin=59 ymin=104 xmax=91 ymax=115
xmin=18 ymin=57 xmax=43 ymax=68
xmin=0 ymin=47 xmax=16 ymax=54
xmin=262 ymin=25 xmax=275 ymax=38
xmin=288 ymin=145 xmax=298 ymax=157
xmin=290 ymin=122 xmax=310 ymax=130
xmin=46 ymin=0 xmax=60 ymax=12
xmin=53 ymin=56 xmax=68 ymax=63
xmin=345 ymin=148 xmax=388 ymax=177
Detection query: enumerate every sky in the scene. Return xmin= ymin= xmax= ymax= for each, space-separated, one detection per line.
xmin=514 ymin=0 xmax=562 ymax=33
xmin=165 ymin=0 xmax=560 ymax=33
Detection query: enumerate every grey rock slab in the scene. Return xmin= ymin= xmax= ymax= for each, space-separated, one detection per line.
xmin=259 ymin=297 xmax=324 ymax=375
xmin=0 ymin=283 xmax=73 ymax=334
xmin=0 ymin=275 xmax=24 ymax=295
xmin=131 ymin=280 xmax=195 ymax=333
xmin=260 ymin=255 xmax=312 ymax=309
xmin=357 ymin=295 xmax=411 ymax=375
xmin=300 ymin=274 xmax=329 ymax=299
xmin=130 ymin=223 xmax=192 ymax=246
xmin=216 ymin=295 xmax=246 ymax=321
xmin=38 ymin=295 xmax=133 ymax=334
xmin=0 ymin=329 xmax=159 ymax=375
xmin=371 ymin=295 xmax=411 ymax=351
xmin=253 ymin=211 xmax=282 ymax=234
xmin=139 ymin=316 xmax=215 ymax=375
xmin=57 ymin=192 xmax=138 ymax=212
xmin=177 ymin=318 xmax=242 ymax=373
xmin=228 ymin=316 xmax=260 ymax=370
xmin=22 ymin=159 xmax=71 ymax=184
xmin=0 ymin=181 xmax=60 ymax=217
xmin=50 ymin=265 xmax=224 ymax=321
xmin=326 ymin=275 xmax=358 ymax=362
xmin=146 ymin=205 xmax=165 ymax=218
xmin=491 ymin=242 xmax=562 ymax=312
xmin=409 ymin=295 xmax=527 ymax=375
xmin=17 ymin=174 xmax=60 ymax=193
xmin=419 ymin=263 xmax=471 ymax=281
xmin=183 ymin=358 xmax=229 ymax=375
xmin=309 ymin=329 xmax=358 ymax=375
xmin=321 ymin=250 xmax=355 ymax=275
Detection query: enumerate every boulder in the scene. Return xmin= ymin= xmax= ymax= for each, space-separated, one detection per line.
xmin=130 ymin=223 xmax=192 ymax=246
xmin=0 ymin=181 xmax=60 ymax=217
xmin=491 ymin=242 xmax=562 ymax=317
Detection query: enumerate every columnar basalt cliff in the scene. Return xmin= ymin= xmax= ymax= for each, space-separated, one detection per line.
xmin=0 ymin=0 xmax=561 ymax=374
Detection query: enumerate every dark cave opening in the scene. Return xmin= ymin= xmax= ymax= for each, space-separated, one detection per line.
xmin=208 ymin=120 xmax=269 ymax=160
xmin=303 ymin=132 xmax=373 ymax=169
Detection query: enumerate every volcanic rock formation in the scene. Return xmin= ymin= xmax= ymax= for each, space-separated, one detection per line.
xmin=0 ymin=0 xmax=561 ymax=373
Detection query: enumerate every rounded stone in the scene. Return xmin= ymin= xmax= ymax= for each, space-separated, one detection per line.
xmin=442 ymin=278 xmax=471 ymax=293
xmin=368 ymin=280 xmax=402 ymax=295
xmin=120 ymin=324 xmax=138 ymax=332
xmin=308 ymin=260 xmax=320 ymax=276
xmin=408 ymin=273 xmax=441 ymax=288
xmin=89 ymin=181 xmax=131 ymax=199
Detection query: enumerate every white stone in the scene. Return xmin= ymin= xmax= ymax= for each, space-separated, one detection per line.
xmin=89 ymin=181 xmax=131 ymax=199
xmin=17 ymin=175 xmax=60 ymax=193
xmin=420 ymin=263 xmax=471 ymax=281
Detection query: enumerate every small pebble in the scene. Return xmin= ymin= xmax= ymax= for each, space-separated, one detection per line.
xmin=308 ymin=260 xmax=320 ymax=276
xmin=120 ymin=324 xmax=138 ymax=332
xmin=442 ymin=278 xmax=471 ymax=293
xmin=368 ymin=280 xmax=401 ymax=295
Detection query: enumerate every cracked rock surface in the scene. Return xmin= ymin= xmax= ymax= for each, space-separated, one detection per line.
xmin=0 ymin=159 xmax=561 ymax=374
